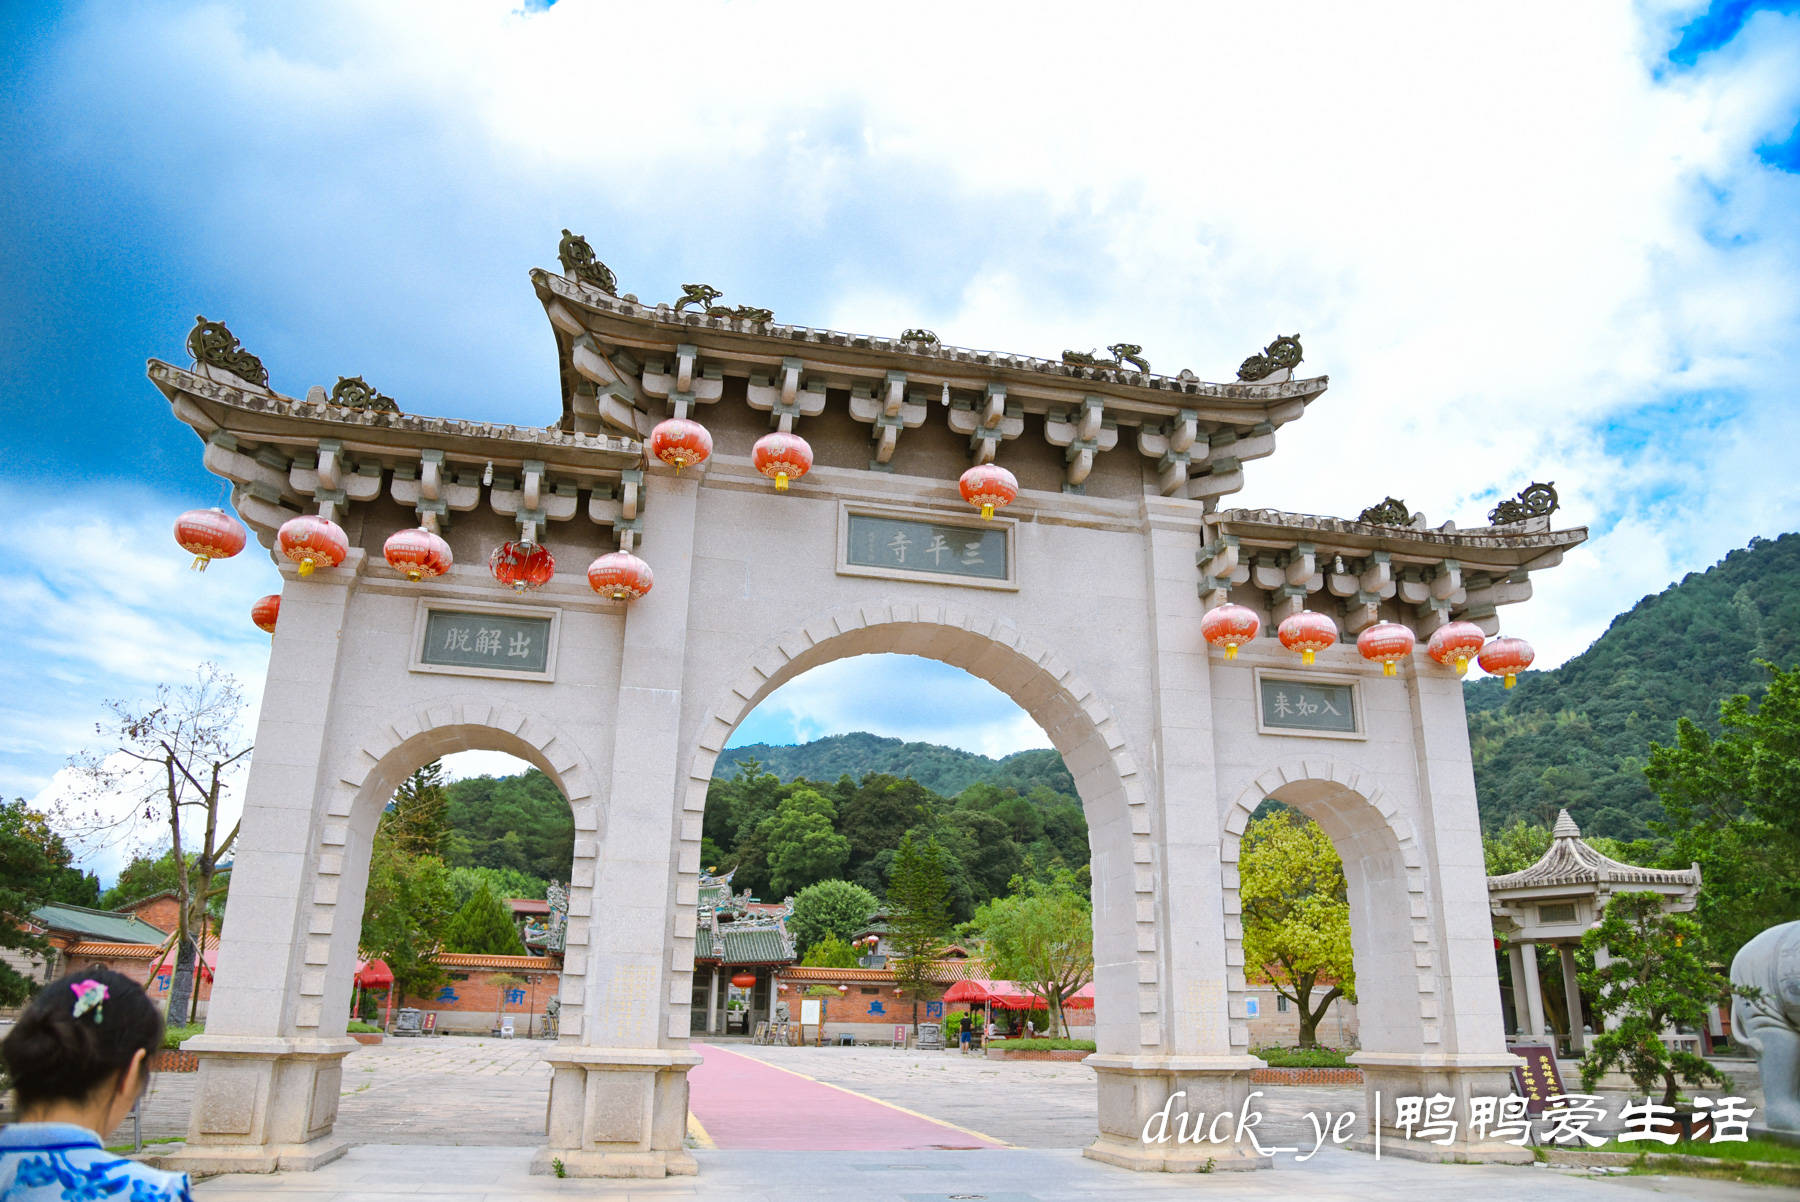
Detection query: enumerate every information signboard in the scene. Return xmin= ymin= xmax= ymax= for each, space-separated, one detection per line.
xmin=1507 ymin=1043 xmax=1567 ymax=1114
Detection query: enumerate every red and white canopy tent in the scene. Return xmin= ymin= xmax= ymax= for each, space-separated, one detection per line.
xmin=354 ymin=958 xmax=397 ymax=1028
xmin=941 ymin=977 xmax=1094 ymax=1033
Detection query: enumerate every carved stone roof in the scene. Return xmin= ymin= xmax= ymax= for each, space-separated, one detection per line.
xmin=1487 ymin=810 xmax=1702 ymax=893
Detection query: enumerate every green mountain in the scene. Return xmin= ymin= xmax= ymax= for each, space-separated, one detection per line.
xmin=716 ymin=732 xmax=1077 ymax=803
xmin=1467 ymin=532 xmax=1800 ymax=839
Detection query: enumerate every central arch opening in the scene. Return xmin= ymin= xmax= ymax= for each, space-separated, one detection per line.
xmin=678 ymin=618 xmax=1150 ymax=1154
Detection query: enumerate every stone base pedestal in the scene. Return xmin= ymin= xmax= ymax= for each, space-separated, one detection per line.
xmin=536 ymin=1046 xmax=701 ymax=1178
xmin=1082 ymin=1054 xmax=1271 ymax=1172
xmin=157 ymin=1035 xmax=358 ymax=1175
xmin=1348 ymin=1052 xmax=1536 ymax=1164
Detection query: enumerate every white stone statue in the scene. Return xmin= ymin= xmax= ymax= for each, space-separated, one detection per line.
xmin=1730 ymin=920 xmax=1800 ymax=1135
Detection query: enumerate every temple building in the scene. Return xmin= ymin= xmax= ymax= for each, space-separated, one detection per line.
xmin=689 ymin=870 xmax=796 ymax=1035
xmin=1488 ymin=808 xmax=1702 ymax=1053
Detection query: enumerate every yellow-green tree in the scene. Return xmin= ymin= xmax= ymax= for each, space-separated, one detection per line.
xmin=1239 ymin=810 xmax=1355 ymax=1048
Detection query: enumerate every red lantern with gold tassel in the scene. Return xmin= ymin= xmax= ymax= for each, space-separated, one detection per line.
xmin=489 ymin=541 xmax=555 ymax=594
xmin=650 ymin=417 xmax=713 ymax=471
xmin=1356 ymin=622 xmax=1415 ymax=676
xmin=586 ymin=551 xmax=654 ymax=601
xmin=1201 ymin=603 xmax=1260 ymax=660
xmin=959 ymin=463 xmax=1018 ymax=520
xmin=384 ymin=527 xmax=453 ymax=582
xmin=752 ymin=432 xmax=812 ymax=491
xmin=1427 ymin=620 xmax=1487 ymax=676
xmin=173 ymin=508 xmax=246 ymax=571
xmin=277 ymin=514 xmax=348 ymax=577
xmin=251 ymin=594 xmax=280 ymax=634
xmin=1277 ymin=610 xmax=1338 ymax=666
xmin=1477 ymin=635 xmax=1535 ymax=689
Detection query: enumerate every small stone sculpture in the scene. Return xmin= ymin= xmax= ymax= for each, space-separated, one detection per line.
xmin=672 ymin=283 xmax=772 ymax=323
xmin=901 ymin=328 xmax=939 ymax=346
xmin=1488 ymin=481 xmax=1559 ymax=526
xmin=1061 ymin=343 xmax=1150 ymax=373
xmin=187 ymin=316 xmax=269 ymax=387
xmin=1358 ymin=497 xmax=1414 ymax=527
xmin=1731 ymin=920 xmax=1800 ymax=1136
xmin=329 ymin=376 xmax=399 ymax=413
xmin=557 ymin=229 xmax=617 ymax=294
xmin=1236 ymin=334 xmax=1303 ymax=382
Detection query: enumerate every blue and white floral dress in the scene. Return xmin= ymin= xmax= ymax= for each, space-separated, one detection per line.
xmin=0 ymin=1122 xmax=191 ymax=1201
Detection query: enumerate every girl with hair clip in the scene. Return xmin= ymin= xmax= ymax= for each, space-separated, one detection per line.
xmin=1 ymin=968 xmax=192 ymax=1200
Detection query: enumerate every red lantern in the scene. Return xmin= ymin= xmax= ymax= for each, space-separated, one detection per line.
xmin=730 ymin=972 xmax=757 ymax=989
xmin=488 ymin=541 xmax=555 ymax=594
xmin=251 ymin=594 xmax=280 ymax=634
xmin=1201 ymin=603 xmax=1261 ymax=660
xmin=1427 ymin=620 xmax=1487 ymax=676
xmin=383 ymin=527 xmax=453 ymax=582
xmin=173 ymin=508 xmax=246 ymax=571
xmin=1356 ymin=622 xmax=1415 ymax=676
xmin=277 ymin=514 xmax=348 ymax=577
xmin=959 ymin=463 xmax=1018 ymax=520
xmin=650 ymin=417 xmax=713 ymax=471
xmin=1277 ymin=610 xmax=1338 ymax=666
xmin=752 ymin=431 xmax=812 ymax=491
xmin=586 ymin=551 xmax=654 ymax=601
xmin=1477 ymin=635 xmax=1535 ymax=689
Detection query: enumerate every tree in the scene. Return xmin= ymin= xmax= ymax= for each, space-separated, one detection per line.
xmin=800 ymin=933 xmax=860 ymax=968
xmin=359 ymin=826 xmax=456 ymax=1000
xmin=1578 ymin=891 xmax=1735 ymax=1108
xmin=756 ymin=788 xmax=851 ymax=897
xmin=387 ymin=761 xmax=450 ymax=859
xmin=446 ymin=865 xmax=548 ymax=908
xmin=886 ymin=831 xmax=951 ymax=1035
xmin=1647 ymin=661 xmax=1800 ymax=964
xmin=490 ymin=972 xmax=526 ymax=1030
xmin=1 ymin=800 xmax=100 ymax=1003
xmin=972 ymin=868 xmax=1093 ymax=1037
xmin=442 ymin=883 xmax=525 ymax=955
xmin=62 ymin=664 xmax=251 ymax=1023
xmin=787 ymin=879 xmax=878 ymax=956
xmin=1238 ymin=810 xmax=1356 ymax=1048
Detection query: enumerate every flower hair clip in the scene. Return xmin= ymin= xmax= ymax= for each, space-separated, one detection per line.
xmin=70 ymin=979 xmax=108 ymax=1024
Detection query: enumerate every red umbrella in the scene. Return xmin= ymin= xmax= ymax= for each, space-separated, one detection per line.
xmin=355 ymin=959 xmax=396 ymax=1029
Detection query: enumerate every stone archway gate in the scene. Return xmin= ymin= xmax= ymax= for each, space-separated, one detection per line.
xmin=150 ymin=240 xmax=1585 ymax=1176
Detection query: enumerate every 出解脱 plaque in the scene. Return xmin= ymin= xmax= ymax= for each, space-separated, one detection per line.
xmin=421 ymin=609 xmax=552 ymax=674
xmin=845 ymin=513 xmax=1007 ymax=582
xmin=1259 ymin=677 xmax=1357 ymax=734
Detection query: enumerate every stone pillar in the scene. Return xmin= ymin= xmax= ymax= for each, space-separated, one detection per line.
xmin=1349 ymin=666 xmax=1528 ymax=1164
xmin=1516 ymin=941 xmax=1547 ymax=1040
xmin=706 ymin=966 xmax=719 ymax=1035
xmin=1558 ymin=944 xmax=1586 ymax=1054
xmin=1593 ymin=945 xmax=1619 ymax=1031
xmin=537 ymin=471 xmax=700 ymax=1178
xmin=1505 ymin=945 xmax=1531 ymax=1039
xmin=1083 ymin=504 xmax=1265 ymax=1173
xmin=161 ymin=565 xmax=360 ymax=1175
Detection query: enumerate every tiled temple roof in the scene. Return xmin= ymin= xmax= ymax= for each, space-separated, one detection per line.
xmin=1487 ymin=810 xmax=1702 ymax=891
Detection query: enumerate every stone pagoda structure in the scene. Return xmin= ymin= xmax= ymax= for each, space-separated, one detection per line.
xmin=150 ymin=233 xmax=1586 ymax=1176
xmin=1488 ymin=809 xmax=1701 ymax=1051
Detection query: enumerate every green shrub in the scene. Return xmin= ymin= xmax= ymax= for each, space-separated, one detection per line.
xmin=1252 ymin=1044 xmax=1351 ymax=1068
xmin=991 ymin=1037 xmax=1095 ymax=1051
xmin=347 ymin=1021 xmax=382 ymax=1033
xmin=162 ymin=1023 xmax=204 ymax=1050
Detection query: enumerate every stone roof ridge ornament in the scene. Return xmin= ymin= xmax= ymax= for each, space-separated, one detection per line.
xmin=672 ymin=283 xmax=773 ymax=324
xmin=1489 ymin=481 xmax=1559 ymax=526
xmin=900 ymin=328 xmax=939 ymax=346
xmin=328 ymin=375 xmax=400 ymax=413
xmin=1061 ymin=343 xmax=1150 ymax=374
xmin=1357 ymin=496 xmax=1417 ymax=527
xmin=1552 ymin=808 xmax=1581 ymax=840
xmin=1236 ymin=333 xmax=1303 ymax=383
xmin=557 ymin=229 xmax=618 ymax=295
xmin=187 ymin=315 xmax=269 ymax=388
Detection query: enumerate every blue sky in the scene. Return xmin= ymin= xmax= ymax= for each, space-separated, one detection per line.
xmin=2 ymin=3 xmax=1798 ymax=873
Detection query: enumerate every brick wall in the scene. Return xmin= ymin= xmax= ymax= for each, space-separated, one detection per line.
xmin=776 ymin=971 xmax=1094 ymax=1043
xmin=398 ymin=962 xmax=560 ymax=1034
xmin=1244 ymin=985 xmax=1358 ymax=1048
xmin=124 ymin=895 xmax=181 ymax=935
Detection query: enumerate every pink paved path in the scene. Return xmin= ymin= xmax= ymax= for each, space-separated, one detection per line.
xmin=687 ymin=1042 xmax=1005 ymax=1151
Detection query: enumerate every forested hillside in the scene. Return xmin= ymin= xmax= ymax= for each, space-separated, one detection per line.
xmin=716 ymin=733 xmax=1077 ymax=802
xmin=1468 ymin=532 xmax=1800 ymax=838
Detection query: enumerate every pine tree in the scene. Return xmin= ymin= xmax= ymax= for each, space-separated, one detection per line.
xmin=887 ymin=831 xmax=951 ymax=1035
xmin=441 ymin=883 xmax=525 ymax=955
xmin=387 ymin=761 xmax=451 ymax=859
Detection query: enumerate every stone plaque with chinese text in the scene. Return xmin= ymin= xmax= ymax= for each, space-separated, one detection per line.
xmin=421 ymin=609 xmax=552 ymax=674
xmin=846 ymin=513 xmax=1006 ymax=581
xmin=1507 ymin=1043 xmax=1567 ymax=1114
xmin=1259 ymin=677 xmax=1357 ymax=733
